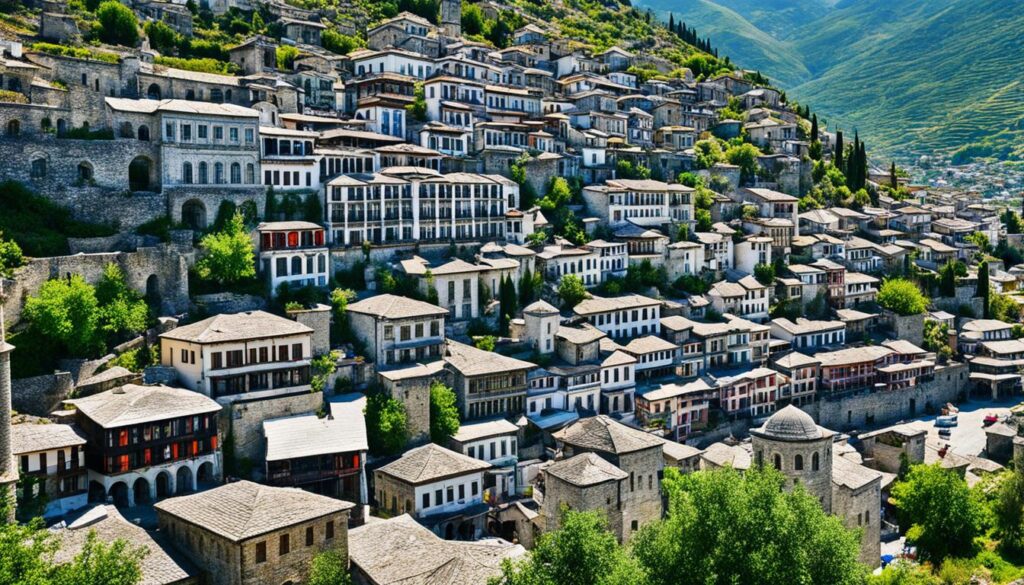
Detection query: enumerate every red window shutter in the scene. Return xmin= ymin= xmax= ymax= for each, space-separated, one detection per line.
xmin=288 ymin=231 xmax=298 ymax=247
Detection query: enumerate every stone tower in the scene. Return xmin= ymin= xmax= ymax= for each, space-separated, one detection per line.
xmin=750 ymin=405 xmax=834 ymax=513
xmin=0 ymin=281 xmax=17 ymax=521
xmin=440 ymin=0 xmax=461 ymax=39
xmin=523 ymin=300 xmax=560 ymax=354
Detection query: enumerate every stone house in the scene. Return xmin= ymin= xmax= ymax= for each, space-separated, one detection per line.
xmin=539 ymin=452 xmax=628 ymax=538
xmin=11 ymin=422 xmax=88 ymax=519
xmin=346 ymin=294 xmax=448 ymax=369
xmin=449 ymin=418 xmax=520 ymax=499
xmin=443 ymin=340 xmax=535 ymax=420
xmin=156 ymin=480 xmax=353 ymax=585
xmin=373 ymin=443 xmax=492 ymax=539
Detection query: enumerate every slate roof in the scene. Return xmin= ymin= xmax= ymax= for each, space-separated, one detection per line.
xmin=546 ymin=452 xmax=627 ymax=487
xmin=376 ymin=443 xmax=491 ymax=485
xmin=154 ymin=481 xmax=353 ymax=542
xmin=452 ymin=418 xmax=519 ymax=443
xmin=554 ymin=415 xmax=663 ymax=455
xmin=159 ymin=310 xmax=311 ymax=343
xmin=67 ymin=384 xmax=220 ymax=429
xmin=832 ymin=453 xmax=882 ymax=491
xmin=349 ymin=514 xmax=525 ymax=585
xmin=573 ymin=294 xmax=660 ymax=315
xmin=264 ymin=409 xmax=367 ymax=462
xmin=53 ymin=505 xmax=195 ymax=585
xmin=444 ymin=340 xmax=535 ymax=377
xmin=752 ymin=405 xmax=832 ymax=442
xmin=11 ymin=423 xmax=85 ymax=455
xmin=347 ymin=294 xmax=449 ymax=320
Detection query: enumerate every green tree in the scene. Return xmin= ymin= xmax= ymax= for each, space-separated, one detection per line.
xmin=276 ymin=45 xmax=301 ymax=70
xmin=890 ymin=464 xmax=982 ymax=562
xmin=693 ymin=139 xmax=724 ymax=170
xmin=196 ymin=212 xmax=256 ymax=285
xmin=23 ymin=275 xmax=100 ymax=357
xmin=0 ymin=230 xmax=24 ymax=277
xmin=725 ymin=142 xmax=760 ymax=185
xmin=518 ymin=268 xmax=540 ymax=307
xmin=364 ymin=390 xmax=408 ymax=456
xmin=498 ymin=275 xmax=517 ymax=335
xmin=889 ymin=161 xmax=898 ymax=190
xmin=144 ymin=21 xmax=179 ymax=54
xmin=304 ymin=192 xmax=323 ymax=223
xmin=966 ymin=231 xmax=991 ymax=255
xmin=96 ymin=1 xmax=140 ymax=47
xmin=52 ymin=531 xmax=147 ymax=585
xmin=616 ymin=160 xmax=651 ymax=180
xmin=1001 ymin=209 xmax=1022 ymax=235
xmin=406 ymin=82 xmax=428 ymax=122
xmin=978 ymin=260 xmax=990 ymax=318
xmin=322 ymin=29 xmax=361 ymax=55
xmin=922 ymin=320 xmax=952 ymax=361
xmin=429 ymin=380 xmax=460 ymax=445
xmin=490 ymin=509 xmax=650 ymax=585
xmin=810 ymin=113 xmax=818 ymax=142
xmin=310 ymin=352 xmax=338 ymax=394
xmin=867 ymin=561 xmax=939 ymax=585
xmin=633 ymin=466 xmax=865 ymax=585
xmin=307 ymin=550 xmax=351 ymax=585
xmin=95 ymin=264 xmax=148 ymax=344
xmin=475 ymin=335 xmax=496 ymax=351
xmin=993 ymin=454 xmax=1024 ymax=555
xmin=937 ymin=260 xmax=966 ymax=297
xmin=461 ymin=3 xmax=485 ymax=36
xmin=990 ymin=292 xmax=1021 ymax=323
xmin=558 ymin=274 xmax=587 ymax=309
xmin=877 ymin=278 xmax=928 ymax=316
xmin=251 ymin=11 xmax=265 ymax=32
xmin=834 ymin=130 xmax=844 ymax=171
xmin=753 ymin=263 xmax=775 ymax=286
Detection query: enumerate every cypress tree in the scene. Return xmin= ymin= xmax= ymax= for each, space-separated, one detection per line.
xmin=668 ymin=13 xmax=674 ymax=34
xmin=978 ymin=260 xmax=990 ymax=318
xmin=834 ymin=130 xmax=844 ymax=171
xmin=810 ymin=113 xmax=818 ymax=142
xmin=890 ymin=161 xmax=898 ymax=190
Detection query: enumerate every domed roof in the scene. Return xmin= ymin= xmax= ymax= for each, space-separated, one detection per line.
xmin=754 ymin=405 xmax=829 ymax=442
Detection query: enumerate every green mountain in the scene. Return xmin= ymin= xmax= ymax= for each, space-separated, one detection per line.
xmin=635 ymin=0 xmax=1024 ymax=162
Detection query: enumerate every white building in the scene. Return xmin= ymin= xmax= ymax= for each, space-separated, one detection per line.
xmin=12 ymin=424 xmax=88 ymax=519
xmin=256 ymin=221 xmax=329 ymax=296
xmin=770 ymin=318 xmax=847 ymax=351
xmin=582 ymin=179 xmax=692 ymax=227
xmin=573 ymin=294 xmax=662 ymax=338
xmin=346 ymin=294 xmax=448 ymax=368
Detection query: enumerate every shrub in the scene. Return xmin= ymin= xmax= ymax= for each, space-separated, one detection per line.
xmin=877 ymin=278 xmax=928 ymax=315
xmin=96 ymin=1 xmax=140 ymax=46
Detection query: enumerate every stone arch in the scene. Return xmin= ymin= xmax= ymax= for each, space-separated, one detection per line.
xmin=794 ymin=454 xmax=803 ymax=471
xmin=7 ymin=119 xmax=20 ymax=136
xmin=197 ymin=461 xmax=215 ymax=486
xmin=77 ymin=161 xmax=94 ymax=182
xmin=155 ymin=470 xmax=173 ymax=498
xmin=30 ymin=156 xmax=47 ymax=179
xmin=145 ymin=274 xmax=161 ymax=307
xmin=138 ymin=125 xmax=150 ymax=141
xmin=109 ymin=481 xmax=130 ymax=507
xmin=444 ymin=523 xmax=455 ymax=540
xmin=88 ymin=480 xmax=106 ymax=503
xmin=811 ymin=451 xmax=820 ymax=471
xmin=119 ymin=121 xmax=133 ymax=138
xmin=147 ymin=83 xmax=162 ymax=100
xmin=176 ymin=465 xmax=194 ymax=494
xmin=40 ymin=117 xmax=52 ymax=132
xmin=182 ymin=199 xmax=208 ymax=230
xmin=772 ymin=453 xmax=782 ymax=471
xmin=129 ymin=156 xmax=155 ymax=192
xmin=133 ymin=476 xmax=152 ymax=504
xmin=56 ymin=118 xmax=67 ymax=136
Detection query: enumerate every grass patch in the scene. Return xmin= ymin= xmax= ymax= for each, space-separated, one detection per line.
xmin=29 ymin=42 xmax=120 ymax=63
xmin=0 ymin=181 xmax=117 ymax=257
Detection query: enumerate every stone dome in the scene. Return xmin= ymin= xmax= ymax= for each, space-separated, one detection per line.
xmin=757 ymin=405 xmax=826 ymax=441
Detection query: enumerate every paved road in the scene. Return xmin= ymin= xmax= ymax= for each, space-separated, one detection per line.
xmin=895 ymin=396 xmax=1019 ymax=458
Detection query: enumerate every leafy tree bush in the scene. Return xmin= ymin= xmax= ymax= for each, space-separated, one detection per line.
xmin=276 ymin=45 xmax=301 ymax=70
xmin=558 ymin=274 xmax=587 ymax=309
xmin=922 ymin=320 xmax=952 ymax=360
xmin=0 ymin=230 xmax=24 ymax=277
xmin=429 ymin=380 xmax=460 ymax=445
xmin=364 ymin=390 xmax=408 ymax=456
xmin=196 ymin=212 xmax=256 ymax=285
xmin=23 ymin=275 xmax=100 ymax=357
xmin=877 ymin=278 xmax=928 ymax=315
xmin=406 ymin=82 xmax=428 ymax=122
xmin=144 ymin=20 xmax=179 ymax=53
xmin=474 ymin=335 xmax=496 ymax=351
xmin=993 ymin=455 xmax=1024 ymax=555
xmin=307 ymin=550 xmax=351 ymax=585
xmin=978 ymin=260 xmax=990 ymax=317
xmin=96 ymin=1 xmax=140 ymax=46
xmin=616 ymin=160 xmax=651 ymax=180
xmin=753 ymin=263 xmax=775 ymax=285
xmin=891 ymin=464 xmax=982 ymax=562
xmin=990 ymin=292 xmax=1021 ymax=324
xmin=0 ymin=181 xmax=115 ymax=257
xmin=95 ymin=263 xmax=149 ymax=345
xmin=490 ymin=508 xmax=649 ymax=585
xmin=693 ymin=139 xmax=724 ymax=169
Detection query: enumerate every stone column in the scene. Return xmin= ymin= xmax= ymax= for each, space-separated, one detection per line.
xmin=0 ymin=340 xmax=17 ymax=522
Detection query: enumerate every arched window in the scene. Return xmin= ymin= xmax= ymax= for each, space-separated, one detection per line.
xmin=77 ymin=162 xmax=93 ymax=181
xmin=773 ymin=454 xmax=782 ymax=471
xmin=186 ymin=89 xmax=195 ymax=100
xmin=245 ymin=163 xmax=255 ymax=184
xmin=182 ymin=162 xmax=193 ymax=184
xmin=225 ymin=89 xmax=232 ymax=102
xmin=119 ymin=121 xmax=133 ymax=138
xmin=30 ymin=157 xmax=46 ymax=178
xmin=7 ymin=119 xmax=20 ymax=136
xmin=812 ymin=452 xmax=820 ymax=471
xmin=198 ymin=162 xmax=208 ymax=184
xmin=230 ymin=162 xmax=241 ymax=184
xmin=290 ymin=257 xmax=302 ymax=275
xmin=214 ymin=162 xmax=224 ymax=184
xmin=794 ymin=454 xmax=803 ymax=471
xmin=210 ymin=89 xmax=224 ymax=104
xmin=138 ymin=125 xmax=150 ymax=141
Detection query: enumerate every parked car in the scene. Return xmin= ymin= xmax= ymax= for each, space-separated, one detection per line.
xmin=935 ymin=415 xmax=958 ymax=428
xmin=938 ymin=428 xmax=952 ymax=438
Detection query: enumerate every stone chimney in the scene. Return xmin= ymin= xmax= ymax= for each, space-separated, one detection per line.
xmin=0 ymin=280 xmax=17 ymax=521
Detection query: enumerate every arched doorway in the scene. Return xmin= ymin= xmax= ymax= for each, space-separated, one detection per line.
xmin=197 ymin=461 xmax=216 ymax=486
xmin=176 ymin=465 xmax=194 ymax=494
xmin=458 ymin=521 xmax=474 ymax=540
xmin=77 ymin=161 xmax=94 ymax=182
xmin=182 ymin=199 xmax=207 ymax=230
xmin=133 ymin=477 xmax=151 ymax=505
xmin=109 ymin=482 xmax=129 ymax=507
xmin=89 ymin=480 xmax=106 ymax=503
xmin=444 ymin=523 xmax=455 ymax=540
xmin=129 ymin=156 xmax=154 ymax=191
xmin=7 ymin=119 xmax=20 ymax=136
xmin=56 ymin=118 xmax=67 ymax=136
xmin=147 ymin=83 xmax=162 ymax=100
xmin=156 ymin=471 xmax=172 ymax=498
xmin=119 ymin=121 xmax=133 ymax=138
xmin=145 ymin=274 xmax=160 ymax=308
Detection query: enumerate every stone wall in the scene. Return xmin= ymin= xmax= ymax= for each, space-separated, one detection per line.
xmin=808 ymin=362 xmax=968 ymax=432
xmin=225 ymin=390 xmax=324 ymax=465
xmin=617 ymin=446 xmax=664 ymax=541
xmin=379 ymin=369 xmax=441 ymax=446
xmin=68 ymin=234 xmax=160 ymax=254
xmin=3 ymin=243 xmax=191 ymax=325
xmin=165 ymin=185 xmax=265 ymax=229
xmin=540 ymin=472 xmax=623 ymax=540
xmin=289 ymin=305 xmax=331 ymax=356
xmin=832 ymin=480 xmax=881 ymax=568
xmin=0 ymin=135 xmax=159 ymax=194
xmin=11 ymin=371 xmax=73 ymax=416
xmin=372 ymin=469 xmax=417 ymax=515
xmin=881 ymin=311 xmax=925 ymax=347
xmin=192 ymin=293 xmax=267 ymax=316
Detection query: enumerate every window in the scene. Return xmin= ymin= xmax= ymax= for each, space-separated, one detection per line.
xmin=471 ymin=481 xmax=479 ymax=496
xmin=279 ymin=533 xmax=289 ymax=555
xmin=198 ymin=125 xmax=208 ymax=139
xmin=214 ymin=126 xmax=223 ymax=140
xmin=325 ymin=520 xmax=334 ymax=540
xmin=230 ymin=162 xmax=241 ymax=184
xmin=182 ymin=162 xmax=193 ymax=184
xmin=811 ymin=452 xmax=820 ymax=471
xmin=794 ymin=454 xmax=804 ymax=471
xmin=255 ymin=542 xmax=267 ymax=563
xmin=384 ymin=326 xmax=394 ymax=340
xmin=422 ymin=493 xmax=430 ymax=509
xmin=446 ymin=486 xmax=454 ymax=503
xmin=244 ymin=128 xmax=254 ymax=144
xmin=305 ymin=527 xmax=314 ymax=546
xmin=30 ymin=158 xmax=46 ymax=179
xmin=230 ymin=127 xmax=239 ymax=142
xmin=458 ymin=484 xmax=465 ymax=500
xmin=434 ymin=489 xmax=442 ymax=505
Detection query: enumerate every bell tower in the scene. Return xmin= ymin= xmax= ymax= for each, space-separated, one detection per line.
xmin=440 ymin=0 xmax=462 ymax=39
xmin=0 ymin=281 xmax=17 ymax=521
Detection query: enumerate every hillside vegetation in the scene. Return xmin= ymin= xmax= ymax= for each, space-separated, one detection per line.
xmin=635 ymin=0 xmax=1024 ymax=162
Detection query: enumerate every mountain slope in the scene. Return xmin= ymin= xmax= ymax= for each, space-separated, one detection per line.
xmin=638 ymin=0 xmax=811 ymax=87
xmin=634 ymin=0 xmax=1024 ymax=161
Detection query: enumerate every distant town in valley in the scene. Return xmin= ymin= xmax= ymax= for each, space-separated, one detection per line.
xmin=0 ymin=0 xmax=1022 ymax=584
